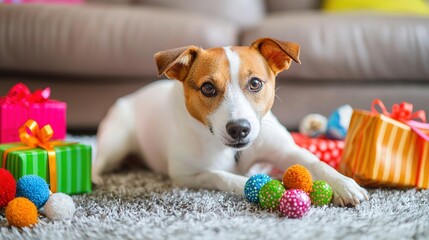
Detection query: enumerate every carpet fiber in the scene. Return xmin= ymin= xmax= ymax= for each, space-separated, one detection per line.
xmin=1 ymin=137 xmax=429 ymax=239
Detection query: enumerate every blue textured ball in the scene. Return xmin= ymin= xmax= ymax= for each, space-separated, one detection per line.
xmin=16 ymin=175 xmax=50 ymax=209
xmin=244 ymin=174 xmax=272 ymax=204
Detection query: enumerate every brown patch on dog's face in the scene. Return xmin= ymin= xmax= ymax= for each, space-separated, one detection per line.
xmin=182 ymin=48 xmax=230 ymax=125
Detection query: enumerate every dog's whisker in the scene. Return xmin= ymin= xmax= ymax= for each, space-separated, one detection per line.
xmin=273 ymin=87 xmax=283 ymax=102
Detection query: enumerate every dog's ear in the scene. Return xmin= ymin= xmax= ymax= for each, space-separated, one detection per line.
xmin=154 ymin=46 xmax=200 ymax=81
xmin=252 ymin=38 xmax=301 ymax=75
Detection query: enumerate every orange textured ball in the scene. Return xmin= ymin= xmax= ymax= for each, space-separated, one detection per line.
xmin=5 ymin=197 xmax=38 ymax=228
xmin=282 ymin=164 xmax=313 ymax=193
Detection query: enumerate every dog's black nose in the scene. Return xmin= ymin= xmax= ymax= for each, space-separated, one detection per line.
xmin=226 ymin=119 xmax=251 ymax=140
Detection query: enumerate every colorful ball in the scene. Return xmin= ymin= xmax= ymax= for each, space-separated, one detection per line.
xmin=282 ymin=164 xmax=313 ymax=193
xmin=16 ymin=175 xmax=50 ymax=209
xmin=310 ymin=180 xmax=333 ymax=206
xmin=44 ymin=193 xmax=76 ymax=220
xmin=5 ymin=197 xmax=38 ymax=227
xmin=244 ymin=174 xmax=272 ymax=204
xmin=279 ymin=189 xmax=311 ymax=218
xmin=258 ymin=180 xmax=286 ymax=210
xmin=0 ymin=169 xmax=16 ymax=208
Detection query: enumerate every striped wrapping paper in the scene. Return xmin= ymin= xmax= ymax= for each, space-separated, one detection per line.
xmin=339 ymin=110 xmax=429 ymax=189
xmin=0 ymin=143 xmax=92 ymax=194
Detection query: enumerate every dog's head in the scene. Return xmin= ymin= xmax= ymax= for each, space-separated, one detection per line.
xmin=154 ymin=38 xmax=300 ymax=149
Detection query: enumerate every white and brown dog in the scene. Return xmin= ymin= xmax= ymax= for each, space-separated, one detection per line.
xmin=93 ymin=38 xmax=369 ymax=206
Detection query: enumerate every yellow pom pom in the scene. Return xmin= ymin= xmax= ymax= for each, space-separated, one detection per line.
xmin=5 ymin=197 xmax=38 ymax=228
xmin=282 ymin=164 xmax=313 ymax=193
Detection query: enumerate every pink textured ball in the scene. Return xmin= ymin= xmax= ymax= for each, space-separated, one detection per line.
xmin=279 ymin=189 xmax=311 ymax=218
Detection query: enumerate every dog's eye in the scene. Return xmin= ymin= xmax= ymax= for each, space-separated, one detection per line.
xmin=248 ymin=78 xmax=263 ymax=92
xmin=201 ymin=82 xmax=217 ymax=97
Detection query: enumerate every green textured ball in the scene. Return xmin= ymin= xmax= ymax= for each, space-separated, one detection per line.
xmin=310 ymin=180 xmax=333 ymax=206
xmin=258 ymin=180 xmax=286 ymax=210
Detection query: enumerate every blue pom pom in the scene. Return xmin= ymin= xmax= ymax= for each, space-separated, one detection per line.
xmin=244 ymin=174 xmax=271 ymax=204
xmin=16 ymin=175 xmax=50 ymax=209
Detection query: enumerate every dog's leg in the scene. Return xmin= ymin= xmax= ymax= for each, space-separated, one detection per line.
xmin=172 ymin=170 xmax=248 ymax=195
xmin=92 ymin=98 xmax=135 ymax=184
xmin=255 ymin=112 xmax=369 ymax=206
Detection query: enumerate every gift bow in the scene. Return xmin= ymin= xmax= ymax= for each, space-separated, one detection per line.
xmin=4 ymin=83 xmax=50 ymax=105
xmin=19 ymin=119 xmax=55 ymax=149
xmin=2 ymin=120 xmax=61 ymax=192
xmin=372 ymin=99 xmax=426 ymax=123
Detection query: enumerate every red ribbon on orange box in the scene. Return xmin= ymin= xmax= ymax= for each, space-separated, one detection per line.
xmin=370 ymin=99 xmax=429 ymax=187
xmin=1 ymin=119 xmax=71 ymax=192
xmin=371 ymin=99 xmax=426 ymax=123
xmin=2 ymin=83 xmax=51 ymax=105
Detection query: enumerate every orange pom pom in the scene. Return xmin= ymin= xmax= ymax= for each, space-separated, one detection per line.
xmin=5 ymin=197 xmax=38 ymax=227
xmin=282 ymin=164 xmax=313 ymax=193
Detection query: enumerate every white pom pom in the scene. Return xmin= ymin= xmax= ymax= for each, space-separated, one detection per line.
xmin=299 ymin=113 xmax=328 ymax=138
xmin=44 ymin=193 xmax=76 ymax=220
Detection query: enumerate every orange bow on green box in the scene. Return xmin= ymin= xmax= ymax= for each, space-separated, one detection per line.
xmin=0 ymin=120 xmax=92 ymax=194
xmin=3 ymin=119 xmax=67 ymax=192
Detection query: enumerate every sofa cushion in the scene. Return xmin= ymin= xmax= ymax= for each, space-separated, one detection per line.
xmin=0 ymin=4 xmax=238 ymax=77
xmin=242 ymin=12 xmax=429 ymax=81
xmin=137 ymin=0 xmax=265 ymax=28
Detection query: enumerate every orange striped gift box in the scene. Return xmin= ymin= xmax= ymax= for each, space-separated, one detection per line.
xmin=339 ymin=100 xmax=429 ymax=189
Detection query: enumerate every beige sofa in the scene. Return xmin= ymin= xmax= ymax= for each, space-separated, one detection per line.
xmin=1 ymin=0 xmax=428 ymax=131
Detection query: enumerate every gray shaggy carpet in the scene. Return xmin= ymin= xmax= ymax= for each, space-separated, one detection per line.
xmin=1 ymin=170 xmax=429 ymax=240
xmin=1 ymin=136 xmax=429 ymax=240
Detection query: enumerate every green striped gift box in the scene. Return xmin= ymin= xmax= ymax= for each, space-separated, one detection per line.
xmin=0 ymin=142 xmax=92 ymax=194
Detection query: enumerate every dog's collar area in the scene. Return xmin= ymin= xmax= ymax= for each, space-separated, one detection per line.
xmin=234 ymin=151 xmax=241 ymax=164
xmin=208 ymin=123 xmax=214 ymax=135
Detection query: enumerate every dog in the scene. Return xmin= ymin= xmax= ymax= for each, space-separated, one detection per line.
xmin=92 ymin=38 xmax=369 ymax=206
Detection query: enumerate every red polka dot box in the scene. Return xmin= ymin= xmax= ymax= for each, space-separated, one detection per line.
xmin=291 ymin=133 xmax=344 ymax=169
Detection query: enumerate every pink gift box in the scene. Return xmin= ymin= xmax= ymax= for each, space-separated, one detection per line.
xmin=0 ymin=83 xmax=66 ymax=143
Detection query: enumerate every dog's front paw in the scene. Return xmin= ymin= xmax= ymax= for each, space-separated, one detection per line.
xmin=232 ymin=180 xmax=246 ymax=196
xmin=330 ymin=176 xmax=369 ymax=207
